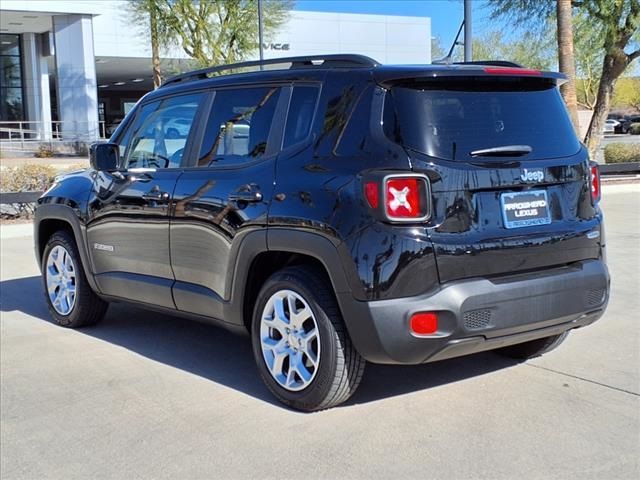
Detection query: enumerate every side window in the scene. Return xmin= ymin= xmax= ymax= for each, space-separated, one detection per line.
xmin=124 ymin=93 xmax=203 ymax=169
xmin=335 ymin=86 xmax=373 ymax=156
xmin=283 ymin=85 xmax=319 ymax=148
xmin=198 ymin=87 xmax=281 ymax=167
xmin=382 ymin=91 xmax=401 ymax=143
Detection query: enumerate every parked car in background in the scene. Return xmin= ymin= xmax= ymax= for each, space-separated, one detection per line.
xmin=164 ymin=117 xmax=192 ymax=138
xmin=607 ymin=114 xmax=630 ymax=134
xmin=626 ymin=115 xmax=640 ymax=128
xmin=604 ymin=119 xmax=618 ymax=134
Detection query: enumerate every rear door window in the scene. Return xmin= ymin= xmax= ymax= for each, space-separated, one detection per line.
xmin=197 ymin=86 xmax=281 ymax=167
xmin=384 ymin=78 xmax=580 ymax=161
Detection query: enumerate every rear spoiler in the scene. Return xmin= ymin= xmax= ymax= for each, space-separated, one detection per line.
xmin=373 ymin=65 xmax=567 ymax=88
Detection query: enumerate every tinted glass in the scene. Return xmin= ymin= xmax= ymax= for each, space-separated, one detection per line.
xmin=333 ymin=86 xmax=375 ymax=156
xmin=384 ymin=79 xmax=580 ymax=161
xmin=125 ymin=93 xmax=203 ymax=169
xmin=283 ymin=86 xmax=319 ymax=148
xmin=0 ymin=34 xmax=23 ymax=123
xmin=198 ymin=87 xmax=281 ymax=167
xmin=0 ymin=34 xmax=19 ymax=56
xmin=0 ymin=56 xmax=21 ymax=87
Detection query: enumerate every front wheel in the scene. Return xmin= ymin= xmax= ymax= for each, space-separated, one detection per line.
xmin=42 ymin=230 xmax=108 ymax=328
xmin=495 ymin=331 xmax=569 ymax=360
xmin=251 ymin=266 xmax=365 ymax=411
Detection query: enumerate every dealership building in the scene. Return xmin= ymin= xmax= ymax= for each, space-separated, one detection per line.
xmin=0 ymin=0 xmax=431 ymax=144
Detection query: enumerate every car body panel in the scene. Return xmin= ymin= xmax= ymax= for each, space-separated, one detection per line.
xmin=34 ymin=58 xmax=609 ymax=368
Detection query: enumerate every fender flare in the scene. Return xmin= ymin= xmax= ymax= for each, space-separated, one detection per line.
xmin=34 ymin=204 xmax=101 ymax=293
xmin=224 ymin=227 xmax=366 ymax=338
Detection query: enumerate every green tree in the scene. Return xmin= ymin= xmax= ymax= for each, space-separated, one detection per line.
xmin=574 ymin=10 xmax=605 ymax=109
xmin=431 ymin=36 xmax=446 ymax=62
xmin=611 ymin=77 xmax=640 ymax=111
xmin=458 ymin=30 xmax=554 ymax=69
xmin=488 ymin=0 xmax=640 ymax=157
xmin=557 ymin=0 xmax=580 ymax=130
xmin=128 ymin=0 xmax=175 ymax=88
xmin=128 ymin=0 xmax=291 ymax=83
xmin=581 ymin=0 xmax=640 ymax=156
xmin=487 ymin=0 xmax=580 ymax=131
xmin=163 ymin=0 xmax=291 ymax=68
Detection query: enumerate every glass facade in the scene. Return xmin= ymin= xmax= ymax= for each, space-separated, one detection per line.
xmin=0 ymin=34 xmax=24 ymax=121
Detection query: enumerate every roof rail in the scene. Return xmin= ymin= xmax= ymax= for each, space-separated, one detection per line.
xmin=453 ymin=60 xmax=525 ymax=68
xmin=162 ymin=54 xmax=379 ymax=88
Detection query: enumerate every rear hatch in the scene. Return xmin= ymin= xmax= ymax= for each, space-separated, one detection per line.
xmin=381 ymin=73 xmax=602 ymax=282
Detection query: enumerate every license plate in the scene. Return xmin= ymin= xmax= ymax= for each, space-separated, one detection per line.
xmin=500 ymin=190 xmax=551 ymax=229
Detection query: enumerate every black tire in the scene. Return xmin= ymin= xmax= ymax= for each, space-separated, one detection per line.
xmin=42 ymin=230 xmax=108 ymax=328
xmin=495 ymin=331 xmax=569 ymax=360
xmin=251 ymin=266 xmax=365 ymax=412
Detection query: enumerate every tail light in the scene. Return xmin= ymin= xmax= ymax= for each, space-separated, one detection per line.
xmin=364 ymin=181 xmax=379 ymax=209
xmin=364 ymin=174 xmax=431 ymax=222
xmin=590 ymin=163 xmax=601 ymax=203
xmin=483 ymin=67 xmax=542 ymax=76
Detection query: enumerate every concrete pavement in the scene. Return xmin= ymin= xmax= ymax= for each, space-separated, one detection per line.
xmin=1 ymin=184 xmax=639 ymax=479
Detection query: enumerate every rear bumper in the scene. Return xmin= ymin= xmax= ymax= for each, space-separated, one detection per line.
xmin=339 ymin=259 xmax=610 ymax=364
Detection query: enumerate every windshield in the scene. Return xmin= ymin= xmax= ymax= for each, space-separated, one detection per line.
xmin=383 ymin=78 xmax=581 ymax=161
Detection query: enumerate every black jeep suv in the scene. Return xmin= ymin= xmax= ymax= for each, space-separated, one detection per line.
xmin=35 ymin=55 xmax=610 ymax=411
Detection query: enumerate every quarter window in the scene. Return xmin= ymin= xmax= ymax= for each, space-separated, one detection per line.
xmin=198 ymin=87 xmax=281 ymax=167
xmin=283 ymin=86 xmax=319 ymax=148
xmin=124 ymin=93 xmax=203 ymax=169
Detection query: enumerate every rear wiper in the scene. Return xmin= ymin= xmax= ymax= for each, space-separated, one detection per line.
xmin=470 ymin=145 xmax=532 ymax=157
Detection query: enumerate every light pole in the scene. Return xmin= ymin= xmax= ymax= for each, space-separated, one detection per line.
xmin=464 ymin=0 xmax=472 ymax=61
xmin=258 ymin=0 xmax=264 ymax=69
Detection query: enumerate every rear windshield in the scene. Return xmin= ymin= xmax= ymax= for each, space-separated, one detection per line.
xmin=383 ymin=78 xmax=581 ymax=161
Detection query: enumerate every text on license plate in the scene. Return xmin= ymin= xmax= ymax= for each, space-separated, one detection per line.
xmin=500 ymin=190 xmax=551 ymax=229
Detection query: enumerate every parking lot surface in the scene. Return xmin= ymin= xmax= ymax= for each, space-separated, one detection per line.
xmin=1 ymin=184 xmax=639 ymax=480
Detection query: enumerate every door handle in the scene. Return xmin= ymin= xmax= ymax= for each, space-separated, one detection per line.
xmin=142 ymin=189 xmax=170 ymax=202
xmin=229 ymin=186 xmax=263 ymax=203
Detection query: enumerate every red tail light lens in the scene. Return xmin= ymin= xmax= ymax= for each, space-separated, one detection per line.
xmin=384 ymin=175 xmax=429 ymax=221
xmin=483 ymin=67 xmax=542 ymax=76
xmin=364 ymin=181 xmax=379 ymax=209
xmin=590 ymin=164 xmax=601 ymax=203
xmin=410 ymin=312 xmax=439 ymax=335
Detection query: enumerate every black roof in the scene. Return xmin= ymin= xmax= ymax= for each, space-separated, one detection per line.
xmin=148 ymin=54 xmax=566 ymax=101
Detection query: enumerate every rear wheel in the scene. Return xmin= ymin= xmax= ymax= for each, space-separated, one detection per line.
xmin=42 ymin=230 xmax=108 ymax=328
xmin=251 ymin=266 xmax=365 ymax=411
xmin=495 ymin=331 xmax=569 ymax=360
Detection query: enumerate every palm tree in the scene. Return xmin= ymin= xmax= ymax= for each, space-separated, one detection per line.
xmin=557 ymin=0 xmax=580 ymax=133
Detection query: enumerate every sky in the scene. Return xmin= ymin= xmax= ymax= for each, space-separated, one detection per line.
xmin=293 ymin=0 xmax=493 ymax=47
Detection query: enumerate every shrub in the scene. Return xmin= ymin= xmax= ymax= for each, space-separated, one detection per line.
xmin=34 ymin=144 xmax=54 ymax=158
xmin=629 ymin=123 xmax=640 ymax=135
xmin=0 ymin=164 xmax=57 ymax=193
xmin=604 ymin=143 xmax=640 ymax=163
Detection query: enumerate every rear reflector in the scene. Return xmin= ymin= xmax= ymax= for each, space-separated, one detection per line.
xmin=484 ymin=67 xmax=542 ymax=76
xmin=364 ymin=181 xmax=379 ymax=209
xmin=410 ymin=312 xmax=438 ymax=335
xmin=590 ymin=164 xmax=601 ymax=203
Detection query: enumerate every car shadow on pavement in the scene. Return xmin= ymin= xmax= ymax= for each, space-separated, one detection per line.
xmin=1 ymin=276 xmax=520 ymax=409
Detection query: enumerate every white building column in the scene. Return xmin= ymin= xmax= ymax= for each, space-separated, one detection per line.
xmin=21 ymin=33 xmax=52 ymax=140
xmin=52 ymin=14 xmax=98 ymax=141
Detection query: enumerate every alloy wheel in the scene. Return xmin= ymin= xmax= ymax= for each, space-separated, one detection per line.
xmin=45 ymin=245 xmax=77 ymax=315
xmin=259 ymin=289 xmax=321 ymax=391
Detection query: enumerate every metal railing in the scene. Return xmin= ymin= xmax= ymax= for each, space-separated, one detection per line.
xmin=0 ymin=120 xmax=107 ymax=152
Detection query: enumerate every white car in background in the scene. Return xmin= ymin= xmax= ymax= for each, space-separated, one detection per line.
xmin=603 ymin=119 xmax=619 ymax=134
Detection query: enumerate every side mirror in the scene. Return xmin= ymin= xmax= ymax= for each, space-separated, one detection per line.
xmin=90 ymin=143 xmax=120 ymax=172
